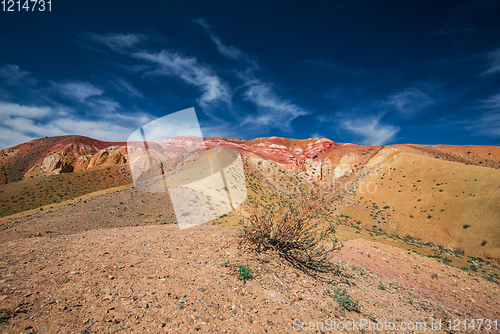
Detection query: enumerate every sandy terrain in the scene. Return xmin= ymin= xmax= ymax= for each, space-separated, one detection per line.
xmin=0 ymin=222 xmax=499 ymax=333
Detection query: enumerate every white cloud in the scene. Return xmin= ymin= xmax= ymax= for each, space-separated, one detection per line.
xmin=194 ymin=19 xmax=245 ymax=61
xmin=193 ymin=21 xmax=310 ymax=130
xmin=84 ymin=98 xmax=121 ymax=113
xmin=465 ymin=112 xmax=500 ymax=137
xmin=53 ymin=81 xmax=103 ymax=101
xmin=0 ymin=101 xmax=51 ymax=119
xmin=0 ymin=128 xmax=33 ymax=149
xmin=384 ymin=88 xmax=434 ymax=117
xmin=481 ymin=93 xmax=500 ymax=109
xmin=341 ymin=115 xmax=400 ymax=145
xmin=87 ymin=33 xmax=145 ymax=52
xmin=483 ymin=48 xmax=500 ymax=75
xmin=0 ymin=64 xmax=37 ymax=86
xmin=304 ymin=59 xmax=365 ymax=75
xmin=243 ymin=81 xmax=309 ymax=129
xmin=110 ymin=78 xmax=143 ymax=97
xmin=432 ymin=25 xmax=475 ymax=37
xmin=310 ymin=133 xmax=325 ymax=139
xmin=133 ymin=50 xmax=232 ymax=109
xmin=52 ymin=117 xmax=135 ymax=142
xmin=463 ymin=93 xmax=500 ymax=138
xmin=0 ymin=100 xmax=152 ymax=149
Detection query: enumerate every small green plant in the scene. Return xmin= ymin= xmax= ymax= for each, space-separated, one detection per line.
xmin=236 ymin=264 xmax=253 ymax=283
xmin=454 ymin=247 xmax=465 ymax=256
xmin=332 ymin=288 xmax=360 ymax=312
xmin=463 ymin=224 xmax=471 ymax=229
xmin=377 ymin=284 xmax=386 ymax=291
xmin=220 ymin=261 xmax=253 ymax=283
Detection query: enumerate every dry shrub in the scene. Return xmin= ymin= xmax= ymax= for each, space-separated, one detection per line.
xmin=236 ymin=186 xmax=342 ymax=278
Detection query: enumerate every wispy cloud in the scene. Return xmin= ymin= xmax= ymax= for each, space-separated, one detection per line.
xmin=243 ymin=81 xmax=309 ymax=130
xmin=458 ymin=93 xmax=500 ymax=138
xmin=52 ymin=81 xmax=103 ymax=101
xmin=0 ymin=64 xmax=37 ymax=86
xmin=194 ymin=19 xmax=309 ymax=130
xmin=481 ymin=93 xmax=500 ymax=110
xmin=86 ymin=32 xmax=146 ymax=52
xmin=304 ymin=59 xmax=365 ymax=75
xmin=109 ymin=78 xmax=143 ymax=98
xmin=133 ymin=50 xmax=232 ymax=109
xmin=432 ymin=24 xmax=476 ymax=37
xmin=310 ymin=132 xmax=325 ymax=139
xmin=0 ymin=101 xmax=51 ymax=119
xmin=193 ymin=19 xmax=251 ymax=63
xmin=384 ymin=88 xmax=434 ymax=117
xmin=340 ymin=115 xmax=400 ymax=145
xmin=483 ymin=48 xmax=500 ymax=75
xmin=0 ymin=128 xmax=33 ymax=149
xmin=0 ymin=64 xmax=154 ymax=149
xmin=0 ymin=100 xmax=146 ymax=149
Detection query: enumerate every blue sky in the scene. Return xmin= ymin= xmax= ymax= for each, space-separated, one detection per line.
xmin=0 ymin=0 xmax=499 ymax=149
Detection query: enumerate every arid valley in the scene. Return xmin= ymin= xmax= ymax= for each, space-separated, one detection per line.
xmin=0 ymin=135 xmax=498 ymax=333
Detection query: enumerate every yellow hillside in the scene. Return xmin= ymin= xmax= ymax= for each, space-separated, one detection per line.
xmin=340 ymin=152 xmax=500 ymax=259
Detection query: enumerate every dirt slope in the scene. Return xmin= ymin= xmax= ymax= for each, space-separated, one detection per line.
xmin=340 ymin=151 xmax=500 ymax=259
xmin=1 ymin=224 xmax=498 ymax=333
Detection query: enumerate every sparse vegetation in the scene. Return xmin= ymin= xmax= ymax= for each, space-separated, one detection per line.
xmin=331 ymin=288 xmax=361 ymax=313
xmin=237 ymin=185 xmax=341 ymax=278
xmin=463 ymin=224 xmax=471 ymax=229
xmin=236 ymin=263 xmax=253 ymax=283
xmin=220 ymin=260 xmax=253 ymax=283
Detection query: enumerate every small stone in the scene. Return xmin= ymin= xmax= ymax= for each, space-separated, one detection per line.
xmin=81 ymin=330 xmax=90 ymax=334
xmin=179 ymin=298 xmax=187 ymax=303
xmin=431 ymin=273 xmax=438 ymax=279
xmin=110 ymin=324 xmax=126 ymax=332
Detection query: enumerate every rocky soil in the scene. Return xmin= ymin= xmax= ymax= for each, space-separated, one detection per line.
xmin=1 ymin=223 xmax=499 ymax=333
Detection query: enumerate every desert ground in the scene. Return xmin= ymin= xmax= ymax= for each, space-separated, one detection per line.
xmin=0 ymin=186 xmax=498 ymax=333
xmin=0 ymin=136 xmax=499 ymax=333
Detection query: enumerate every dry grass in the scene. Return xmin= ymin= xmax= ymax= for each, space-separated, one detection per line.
xmin=236 ymin=186 xmax=342 ymax=278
